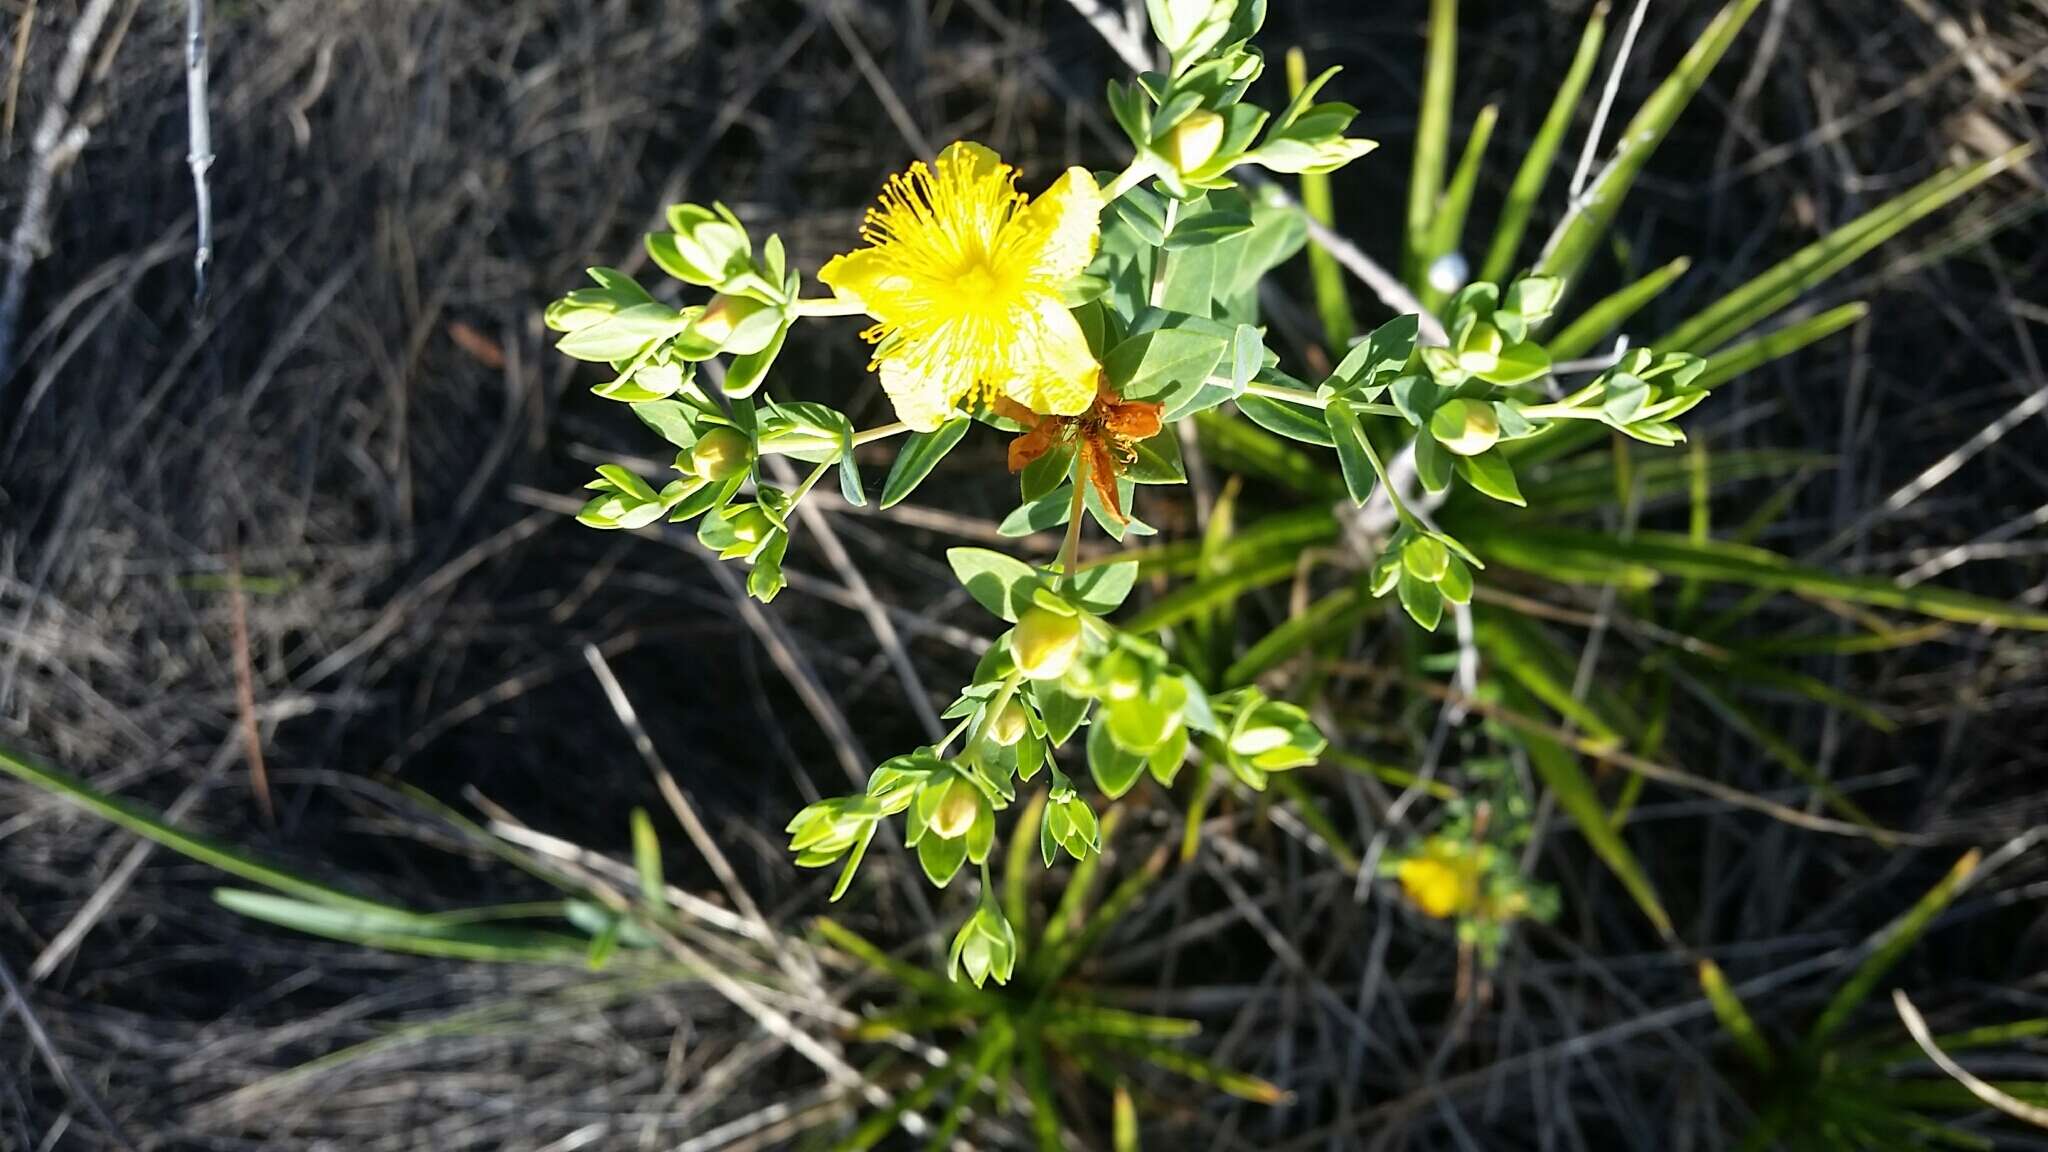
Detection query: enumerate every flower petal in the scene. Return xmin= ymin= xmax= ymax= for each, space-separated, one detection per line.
xmin=1007 ymin=423 xmax=1059 ymax=474
xmin=998 ymin=295 xmax=1098 ymax=418
xmin=1080 ymin=439 xmax=1126 ymax=523
xmin=937 ymin=140 xmax=1005 ymax=182
xmin=877 ymin=353 xmax=963 ymax=433
xmin=818 ymin=248 xmax=914 ymax=322
xmin=1010 ymin=166 xmax=1103 ymax=286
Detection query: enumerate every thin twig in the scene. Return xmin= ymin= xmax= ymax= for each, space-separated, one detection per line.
xmin=0 ymin=0 xmax=121 ymax=393
xmin=185 ymin=0 xmax=214 ymax=307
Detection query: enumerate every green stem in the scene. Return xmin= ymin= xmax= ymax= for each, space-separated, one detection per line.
xmin=1056 ymin=462 xmax=1087 ymax=588
xmin=1240 ymin=379 xmax=1402 ymax=418
xmin=852 ymin=421 xmax=910 ymax=447
xmin=792 ymin=296 xmax=868 ymax=318
xmin=1356 ymin=431 xmax=1420 ymax=529
xmin=790 ymin=459 xmax=833 ymax=504
xmin=1517 ymin=402 xmax=1605 ymax=421
xmin=1101 ymin=159 xmax=1154 ymax=202
xmin=967 ymin=672 xmax=1025 ymax=758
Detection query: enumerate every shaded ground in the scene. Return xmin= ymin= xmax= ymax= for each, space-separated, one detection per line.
xmin=3 ymin=1 xmax=2046 ymax=1149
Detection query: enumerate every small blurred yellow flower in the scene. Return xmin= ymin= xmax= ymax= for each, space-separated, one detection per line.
xmin=820 ymin=142 xmax=1104 ymax=432
xmin=1397 ymin=840 xmax=1483 ymax=920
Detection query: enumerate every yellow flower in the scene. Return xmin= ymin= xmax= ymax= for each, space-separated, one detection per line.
xmin=820 ymin=142 xmax=1104 ymax=432
xmin=1397 ymin=841 xmax=1483 ymax=920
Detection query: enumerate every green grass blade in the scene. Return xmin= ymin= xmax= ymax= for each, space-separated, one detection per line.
xmin=1547 ymin=255 xmax=1692 ymax=360
xmin=1328 ymin=750 xmax=1460 ymax=802
xmin=1033 ymin=808 xmax=1123 ymax=972
xmin=1806 ymin=849 xmax=1980 ymax=1049
xmin=1114 ymin=1082 xmax=1141 ymax=1152
xmin=1455 ymin=524 xmax=2048 ymax=630
xmin=1473 ymin=609 xmax=1629 ymax=746
xmin=1404 ymin=0 xmax=1459 ymax=287
xmin=814 ymin=916 xmax=964 ymax=1000
xmin=1479 ymin=2 xmax=1610 ymax=285
xmin=1659 ymin=146 xmax=2034 ymax=354
xmin=0 ymin=744 xmax=404 ymax=916
xmin=1122 ymin=555 xmax=1298 ymax=634
xmin=1078 ymin=1036 xmax=1288 ymax=1104
xmin=1288 ymin=47 xmax=1355 ymax=349
xmin=1196 ymin=409 xmax=1344 ymax=498
xmin=1021 ymin=1033 xmax=1067 ymax=1152
xmin=213 ymin=890 xmax=592 ymax=964
xmin=1042 ymin=838 xmax=1164 ymax=982
xmin=1694 ymin=302 xmax=1869 ymax=390
xmin=630 ymin=807 xmax=665 ymax=909
xmin=1697 ymin=959 xmax=1775 ymax=1071
xmin=1006 ymin=789 xmax=1047 ymax=937
xmin=1421 ymin=104 xmax=1500 ymax=311
xmin=1534 ymin=0 xmax=1767 ymax=294
xmin=1500 ymin=684 xmax=1676 ymax=941
xmin=1225 ymin=582 xmax=1369 ymax=685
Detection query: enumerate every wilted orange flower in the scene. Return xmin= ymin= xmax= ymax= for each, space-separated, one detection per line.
xmin=996 ymin=386 xmax=1163 ymax=523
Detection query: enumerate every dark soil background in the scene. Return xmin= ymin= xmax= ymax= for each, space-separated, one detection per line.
xmin=3 ymin=1 xmax=2046 ymax=1149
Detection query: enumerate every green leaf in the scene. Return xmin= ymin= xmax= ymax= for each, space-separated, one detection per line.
xmin=1479 ymin=3 xmax=1608 ymax=285
xmin=1127 ymin=431 xmax=1187 ymax=484
xmin=1035 ymin=680 xmax=1092 ymax=746
xmin=1534 ymin=0 xmax=1768 ymax=295
xmin=1000 ymin=486 xmax=1076 ymax=537
xmin=917 ymin=829 xmax=969 ymax=887
xmin=1088 ymin=720 xmax=1148 ymax=799
xmin=1326 ymin=314 xmax=1420 ymax=395
xmin=631 ymin=400 xmax=698 ymax=449
xmin=1164 ymin=210 xmax=1255 ymax=249
xmin=1070 ymin=561 xmax=1140 ymax=615
xmin=946 ymin=548 xmax=1045 ymax=622
xmin=1236 ymin=393 xmax=1335 ymax=446
xmin=1456 ymin=450 xmax=1525 ymax=506
xmin=1660 ymin=147 xmax=2033 ymax=354
xmin=1112 ymin=186 xmax=1170 ymax=245
xmin=1323 ymin=396 xmax=1381 ymax=506
xmin=880 ymin=419 xmax=970 ymax=509
xmin=1103 ymin=319 xmax=1230 ymax=403
xmin=1501 ymin=684 xmax=1676 ymax=941
xmin=724 ymin=314 xmax=793 ymax=399
xmin=556 ymin=303 xmax=684 ymax=362
xmin=1224 ymin=584 xmax=1369 ymax=685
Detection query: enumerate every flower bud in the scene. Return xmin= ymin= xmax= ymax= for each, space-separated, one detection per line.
xmin=1013 ymin=608 xmax=1081 ymax=681
xmin=688 ymin=427 xmax=752 ymax=482
xmin=1429 ymin=398 xmax=1500 ymax=457
xmin=727 ymin=505 xmax=774 ymax=546
xmin=692 ymin=294 xmax=777 ymax=355
xmin=987 ymin=701 xmax=1029 ymax=747
xmin=1099 ymin=650 xmax=1144 ymax=701
xmin=1456 ymin=322 xmax=1504 ymax=375
xmin=930 ymin=778 xmax=981 ymax=840
xmin=1168 ymin=110 xmax=1227 ymax=174
xmin=948 ymin=899 xmax=1019 ymax=987
xmin=1229 ymin=724 xmax=1293 ymax=757
xmin=1401 ymin=534 xmax=1450 ymax=582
